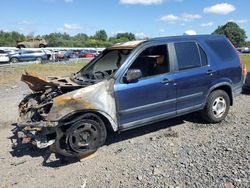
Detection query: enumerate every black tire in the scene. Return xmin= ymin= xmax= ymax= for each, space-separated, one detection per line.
xmin=65 ymin=118 xmax=107 ymax=157
xmin=10 ymin=57 xmax=18 ymax=63
xmin=201 ymin=90 xmax=230 ymax=123
xmin=17 ymin=45 xmax=25 ymax=49
xmin=39 ymin=44 xmax=46 ymax=48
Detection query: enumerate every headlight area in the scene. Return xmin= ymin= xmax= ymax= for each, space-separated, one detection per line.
xmin=10 ymin=121 xmax=58 ymax=149
xmin=11 ymin=90 xmax=61 ymax=150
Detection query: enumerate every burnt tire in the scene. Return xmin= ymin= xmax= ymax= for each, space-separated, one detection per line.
xmin=201 ymin=90 xmax=230 ymax=123
xmin=65 ymin=118 xmax=107 ymax=157
xmin=39 ymin=44 xmax=46 ymax=48
xmin=17 ymin=45 xmax=25 ymax=49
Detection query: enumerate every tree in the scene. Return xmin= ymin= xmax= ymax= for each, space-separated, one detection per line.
xmin=116 ymin=32 xmax=135 ymax=41
xmin=94 ymin=30 xmax=108 ymax=41
xmin=212 ymin=22 xmax=247 ymax=47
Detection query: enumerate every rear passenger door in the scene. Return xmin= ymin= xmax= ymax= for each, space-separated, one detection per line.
xmin=173 ymin=42 xmax=214 ymax=114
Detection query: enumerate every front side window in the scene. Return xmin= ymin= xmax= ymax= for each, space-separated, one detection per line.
xmin=127 ymin=45 xmax=169 ymax=78
xmin=174 ymin=42 xmax=201 ymax=71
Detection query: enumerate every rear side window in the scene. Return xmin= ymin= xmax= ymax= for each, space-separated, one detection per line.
xmin=206 ymin=39 xmax=236 ymax=61
xmin=198 ymin=45 xmax=208 ymax=66
xmin=174 ymin=42 xmax=201 ymax=71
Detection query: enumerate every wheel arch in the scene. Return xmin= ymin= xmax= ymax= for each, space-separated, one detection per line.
xmin=207 ymin=83 xmax=233 ymax=106
xmin=57 ymin=110 xmax=118 ymax=132
xmin=10 ymin=57 xmax=19 ymax=62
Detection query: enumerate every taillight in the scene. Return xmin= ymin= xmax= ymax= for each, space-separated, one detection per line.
xmin=240 ymin=56 xmax=247 ymax=78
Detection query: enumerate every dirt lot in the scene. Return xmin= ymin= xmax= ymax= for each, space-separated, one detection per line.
xmin=0 ymin=81 xmax=250 ymax=187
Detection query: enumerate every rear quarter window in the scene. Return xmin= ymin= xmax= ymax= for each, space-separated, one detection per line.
xmin=206 ymin=39 xmax=236 ymax=61
xmin=174 ymin=42 xmax=201 ymax=71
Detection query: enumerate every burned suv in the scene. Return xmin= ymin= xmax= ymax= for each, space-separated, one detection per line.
xmin=17 ymin=38 xmax=48 ymax=48
xmin=11 ymin=35 xmax=244 ymax=157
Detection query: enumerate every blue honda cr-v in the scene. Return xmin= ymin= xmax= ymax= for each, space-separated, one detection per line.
xmin=11 ymin=35 xmax=244 ymax=157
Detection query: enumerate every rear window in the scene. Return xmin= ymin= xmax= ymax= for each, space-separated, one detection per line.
xmin=206 ymin=39 xmax=236 ymax=61
xmin=174 ymin=42 xmax=201 ymax=71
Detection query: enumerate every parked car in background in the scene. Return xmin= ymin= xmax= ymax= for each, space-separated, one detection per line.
xmin=4 ymin=49 xmax=18 ymax=55
xmin=79 ymin=49 xmax=96 ymax=58
xmin=244 ymin=71 xmax=250 ymax=89
xmin=0 ymin=50 xmax=10 ymax=63
xmin=16 ymin=38 xmax=48 ymax=48
xmin=241 ymin=47 xmax=250 ymax=53
xmin=55 ymin=50 xmax=66 ymax=61
xmin=9 ymin=49 xmax=48 ymax=63
xmin=12 ymin=35 xmax=244 ymax=157
xmin=63 ymin=50 xmax=78 ymax=59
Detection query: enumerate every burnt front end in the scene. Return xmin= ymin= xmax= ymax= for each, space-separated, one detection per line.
xmin=10 ymin=71 xmax=118 ymax=157
xmin=10 ymin=87 xmax=61 ymax=151
xmin=10 ymin=72 xmax=83 ymax=154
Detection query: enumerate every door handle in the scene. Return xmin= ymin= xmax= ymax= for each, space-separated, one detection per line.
xmin=206 ymin=70 xmax=216 ymax=75
xmin=161 ymin=78 xmax=174 ymax=84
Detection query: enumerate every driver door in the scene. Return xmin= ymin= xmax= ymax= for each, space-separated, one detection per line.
xmin=114 ymin=44 xmax=177 ymax=130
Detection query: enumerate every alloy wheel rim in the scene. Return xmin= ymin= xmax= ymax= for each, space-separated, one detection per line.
xmin=212 ymin=97 xmax=226 ymax=118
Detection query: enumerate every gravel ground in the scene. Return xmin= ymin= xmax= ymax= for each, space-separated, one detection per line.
xmin=0 ymin=83 xmax=249 ymax=188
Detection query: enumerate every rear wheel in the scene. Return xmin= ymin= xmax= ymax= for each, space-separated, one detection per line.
xmin=201 ymin=90 xmax=230 ymax=123
xmin=39 ymin=44 xmax=46 ymax=48
xmin=17 ymin=45 xmax=25 ymax=49
xmin=36 ymin=57 xmax=42 ymax=62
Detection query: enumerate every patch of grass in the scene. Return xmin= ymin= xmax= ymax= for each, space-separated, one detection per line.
xmin=0 ymin=59 xmax=89 ymax=86
xmin=240 ymin=54 xmax=250 ymax=71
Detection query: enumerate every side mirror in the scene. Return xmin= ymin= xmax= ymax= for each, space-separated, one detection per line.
xmin=123 ymin=69 xmax=142 ymax=83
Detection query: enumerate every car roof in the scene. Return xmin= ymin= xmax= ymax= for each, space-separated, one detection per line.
xmin=109 ymin=35 xmax=227 ymax=50
xmin=110 ymin=40 xmax=145 ymax=49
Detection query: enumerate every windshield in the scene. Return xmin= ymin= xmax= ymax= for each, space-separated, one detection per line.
xmin=71 ymin=49 xmax=132 ymax=85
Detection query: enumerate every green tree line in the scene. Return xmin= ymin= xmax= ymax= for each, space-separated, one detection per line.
xmin=0 ymin=30 xmax=136 ymax=48
xmin=0 ymin=22 xmax=249 ymax=48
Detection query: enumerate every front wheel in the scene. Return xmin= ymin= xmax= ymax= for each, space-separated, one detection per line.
xmin=65 ymin=118 xmax=107 ymax=157
xmin=201 ymin=90 xmax=230 ymax=123
xmin=10 ymin=57 xmax=18 ymax=63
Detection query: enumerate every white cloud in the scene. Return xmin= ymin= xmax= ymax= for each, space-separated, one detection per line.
xmin=203 ymin=3 xmax=235 ymax=15
xmin=17 ymin=20 xmax=33 ymax=25
xmin=57 ymin=23 xmax=82 ymax=32
xmin=120 ymin=0 xmax=163 ymax=5
xmin=2 ymin=29 xmax=9 ymax=32
xmin=135 ymin=32 xmax=147 ymax=39
xmin=160 ymin=13 xmax=201 ymax=23
xmin=229 ymin=19 xmax=248 ymax=24
xmin=63 ymin=23 xmax=81 ymax=30
xmin=200 ymin=22 xmax=213 ymax=27
xmin=184 ymin=30 xmax=197 ymax=35
xmin=160 ymin=14 xmax=179 ymax=23
xmin=159 ymin=28 xmax=165 ymax=32
xmin=181 ymin=13 xmax=201 ymax=22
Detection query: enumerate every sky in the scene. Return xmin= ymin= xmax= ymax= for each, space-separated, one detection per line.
xmin=0 ymin=0 xmax=249 ymax=39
